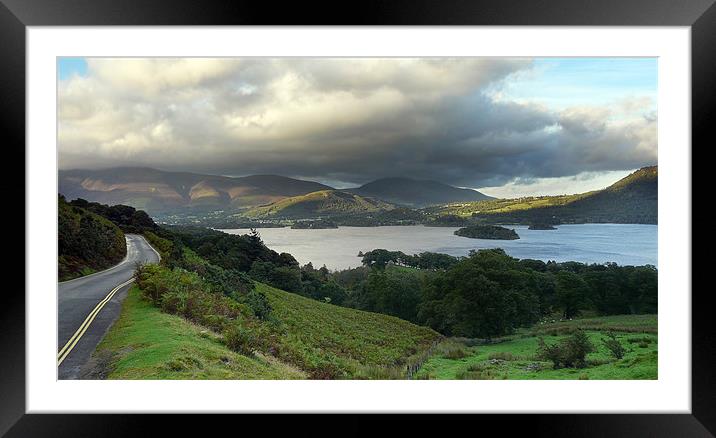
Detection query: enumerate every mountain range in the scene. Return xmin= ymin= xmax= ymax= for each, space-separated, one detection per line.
xmin=59 ymin=166 xmax=657 ymax=224
xmin=58 ymin=167 xmax=492 ymax=215
xmin=347 ymin=177 xmax=493 ymax=207
xmin=59 ymin=167 xmax=332 ymax=214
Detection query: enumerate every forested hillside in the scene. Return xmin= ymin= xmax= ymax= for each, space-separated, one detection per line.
xmin=58 ymin=195 xmax=127 ymax=281
xmin=67 ymin=198 xmax=159 ymax=233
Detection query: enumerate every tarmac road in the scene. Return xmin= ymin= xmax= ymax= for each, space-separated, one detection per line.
xmin=57 ymin=234 xmax=160 ymax=379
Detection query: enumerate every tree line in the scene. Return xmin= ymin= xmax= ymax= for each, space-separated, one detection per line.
xmin=163 ymin=227 xmax=657 ymax=339
xmin=287 ymin=248 xmax=656 ymax=339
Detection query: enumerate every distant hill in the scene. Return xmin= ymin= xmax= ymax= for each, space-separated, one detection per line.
xmin=433 ymin=166 xmax=658 ymax=225
xmin=347 ymin=177 xmax=493 ymax=207
xmin=245 ymin=190 xmax=396 ymax=218
xmin=59 ymin=167 xmax=333 ymax=215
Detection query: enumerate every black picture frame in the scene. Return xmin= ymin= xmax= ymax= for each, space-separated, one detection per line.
xmin=4 ymin=0 xmax=712 ymax=436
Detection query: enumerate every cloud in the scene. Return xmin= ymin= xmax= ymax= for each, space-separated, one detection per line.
xmin=478 ymin=169 xmax=636 ymax=198
xmin=58 ymin=58 xmax=657 ymax=188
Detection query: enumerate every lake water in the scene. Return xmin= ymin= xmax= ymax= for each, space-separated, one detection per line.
xmin=220 ymin=224 xmax=657 ymax=271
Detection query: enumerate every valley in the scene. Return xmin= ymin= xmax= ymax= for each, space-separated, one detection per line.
xmin=57 ymin=166 xmax=659 ymax=381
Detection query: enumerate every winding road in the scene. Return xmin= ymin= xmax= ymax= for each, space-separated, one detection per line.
xmin=57 ymin=234 xmax=160 ymax=379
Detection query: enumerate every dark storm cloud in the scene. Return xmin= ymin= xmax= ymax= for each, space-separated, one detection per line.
xmin=58 ymin=58 xmax=657 ymax=188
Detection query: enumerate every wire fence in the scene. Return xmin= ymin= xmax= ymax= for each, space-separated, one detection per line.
xmin=406 ymin=337 xmax=444 ymax=380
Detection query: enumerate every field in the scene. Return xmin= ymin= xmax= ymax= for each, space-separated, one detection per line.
xmin=414 ymin=315 xmax=657 ymax=380
xmin=427 ymin=194 xmax=587 ymax=218
xmin=91 ymin=286 xmax=306 ymax=379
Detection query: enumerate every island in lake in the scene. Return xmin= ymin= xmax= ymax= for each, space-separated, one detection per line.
xmin=454 ymin=224 xmax=520 ymax=240
xmin=528 ymin=223 xmax=557 ymax=230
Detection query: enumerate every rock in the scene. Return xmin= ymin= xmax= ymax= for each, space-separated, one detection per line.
xmin=524 ymin=363 xmax=542 ymax=372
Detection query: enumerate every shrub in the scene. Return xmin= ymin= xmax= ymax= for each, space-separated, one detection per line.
xmin=456 ymin=364 xmax=500 ymax=380
xmin=232 ymin=289 xmax=273 ymax=320
xmin=310 ymin=362 xmax=345 ymax=380
xmin=586 ymin=357 xmax=611 ymax=367
xmin=204 ymin=266 xmax=255 ymax=296
xmin=135 ymin=264 xmax=254 ymax=332
xmin=488 ymin=352 xmax=516 ymax=361
xmin=602 ymin=332 xmax=626 ymax=359
xmin=143 ymin=231 xmax=173 ymax=262
xmin=560 ymin=331 xmax=594 ymax=368
xmin=223 ymin=323 xmax=260 ymax=356
xmin=537 ymin=330 xmax=594 ymax=369
xmin=353 ymin=364 xmax=405 ymax=380
xmin=443 ymin=347 xmax=469 ymax=360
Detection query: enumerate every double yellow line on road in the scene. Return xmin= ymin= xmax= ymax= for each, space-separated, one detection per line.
xmin=57 ymin=277 xmax=135 ymax=366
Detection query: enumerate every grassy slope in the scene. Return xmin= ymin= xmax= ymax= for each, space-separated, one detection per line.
xmin=245 ymin=190 xmax=394 ymax=218
xmin=415 ymin=315 xmax=657 ymax=380
xmin=258 ymin=283 xmax=440 ymax=376
xmin=94 ymin=282 xmax=440 ymax=379
xmin=94 ymin=286 xmax=306 ymax=379
xmin=431 ymin=166 xmax=657 ymax=224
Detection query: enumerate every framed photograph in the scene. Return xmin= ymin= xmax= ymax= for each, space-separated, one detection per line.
xmin=7 ymin=0 xmax=713 ymax=435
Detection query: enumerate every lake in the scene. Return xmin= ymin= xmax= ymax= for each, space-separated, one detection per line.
xmin=220 ymin=224 xmax=657 ymax=271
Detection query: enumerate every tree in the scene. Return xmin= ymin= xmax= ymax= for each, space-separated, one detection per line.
xmin=249 ymin=261 xmax=302 ymax=293
xmin=602 ymin=332 xmax=626 ymax=359
xmin=363 ymin=268 xmax=422 ymax=322
xmin=360 ymin=249 xmax=405 ymax=269
xmin=583 ymin=269 xmax=628 ymax=315
xmin=554 ymin=271 xmax=588 ymax=319
xmin=627 ymin=265 xmax=658 ymax=314
xmin=416 ymin=249 xmax=544 ymax=338
xmin=537 ymin=330 xmax=594 ymax=369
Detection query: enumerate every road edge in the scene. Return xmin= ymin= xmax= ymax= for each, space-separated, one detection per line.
xmin=58 ymin=234 xmax=133 ymax=285
xmin=138 ymin=234 xmax=162 ymax=263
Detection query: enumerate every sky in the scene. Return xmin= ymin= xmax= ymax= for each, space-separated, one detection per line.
xmin=57 ymin=57 xmax=657 ymax=197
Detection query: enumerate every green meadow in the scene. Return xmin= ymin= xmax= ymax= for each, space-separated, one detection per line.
xmin=415 ymin=315 xmax=657 ymax=380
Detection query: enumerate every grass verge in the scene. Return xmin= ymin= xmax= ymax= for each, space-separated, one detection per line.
xmin=91 ymin=286 xmax=306 ymax=379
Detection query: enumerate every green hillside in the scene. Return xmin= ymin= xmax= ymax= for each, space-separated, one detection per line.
xmin=245 ymin=190 xmax=395 ymax=218
xmin=258 ymin=282 xmax=439 ymax=378
xmin=94 ymin=261 xmax=440 ymax=379
xmin=430 ymin=166 xmax=657 ymax=224
xmin=58 ymin=195 xmax=126 ymax=281
xmin=415 ymin=314 xmax=657 ymax=380
xmin=91 ymin=286 xmax=306 ymax=379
